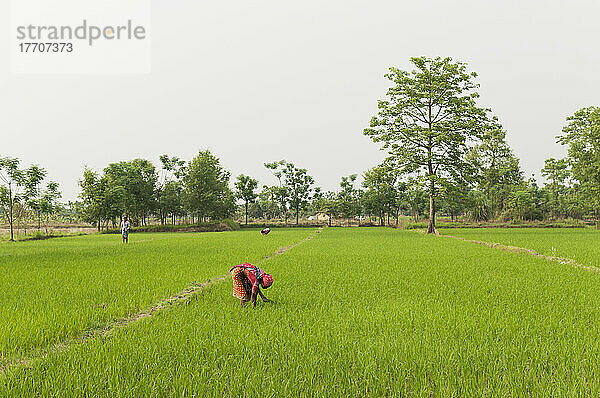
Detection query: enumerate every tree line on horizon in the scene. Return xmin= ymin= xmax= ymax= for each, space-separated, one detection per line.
xmin=0 ymin=159 xmax=62 ymax=240
xmin=2 ymin=56 xmax=599 ymax=239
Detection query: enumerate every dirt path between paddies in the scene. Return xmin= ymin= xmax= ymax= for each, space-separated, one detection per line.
xmin=442 ymin=233 xmax=600 ymax=274
xmin=0 ymin=228 xmax=322 ymax=377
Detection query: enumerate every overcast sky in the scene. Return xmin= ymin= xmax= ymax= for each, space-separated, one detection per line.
xmin=1 ymin=0 xmax=599 ymax=201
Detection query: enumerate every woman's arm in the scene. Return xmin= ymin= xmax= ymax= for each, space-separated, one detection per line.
xmin=258 ymin=288 xmax=271 ymax=302
xmin=251 ymin=281 xmax=260 ymax=307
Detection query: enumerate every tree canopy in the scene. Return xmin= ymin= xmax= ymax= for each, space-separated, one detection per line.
xmin=365 ymin=56 xmax=495 ymax=234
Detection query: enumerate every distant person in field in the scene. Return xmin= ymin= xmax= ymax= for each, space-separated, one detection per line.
xmin=261 ymin=227 xmax=271 ymax=236
xmin=120 ymin=216 xmax=131 ymax=243
xmin=230 ymin=262 xmax=273 ymax=307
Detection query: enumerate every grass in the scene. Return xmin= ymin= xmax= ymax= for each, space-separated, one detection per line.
xmin=0 ymin=230 xmax=87 ymax=242
xmin=3 ymin=228 xmax=600 ymax=395
xmin=442 ymin=227 xmax=600 ymax=268
xmin=0 ymin=228 xmax=313 ymax=360
xmin=405 ymin=219 xmax=586 ymax=229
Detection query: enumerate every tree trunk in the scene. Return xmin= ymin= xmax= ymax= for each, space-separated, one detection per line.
xmin=425 ymin=113 xmax=439 ymax=235
xmin=245 ymin=202 xmax=248 ymax=225
xmin=8 ymin=184 xmax=14 ymax=241
xmin=426 ymin=192 xmax=439 ymax=235
xmin=426 ymin=142 xmax=439 ymax=235
xmin=296 ymin=205 xmax=299 ymax=225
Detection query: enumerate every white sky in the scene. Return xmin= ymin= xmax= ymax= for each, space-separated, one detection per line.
xmin=1 ymin=0 xmax=599 ymax=201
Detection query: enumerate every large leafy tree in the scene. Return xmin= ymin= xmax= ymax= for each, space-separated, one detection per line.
xmin=264 ymin=161 xmax=290 ymax=224
xmin=557 ymin=106 xmax=600 ymax=218
xmin=541 ymin=158 xmax=569 ymax=219
xmin=184 ymin=150 xmax=235 ymax=222
xmin=40 ymin=181 xmax=62 ymax=231
xmin=362 ymin=165 xmax=398 ymax=225
xmin=159 ymin=155 xmax=186 ymax=182
xmin=103 ymin=159 xmax=158 ymax=225
xmin=24 ymin=165 xmax=47 ymax=230
xmin=266 ymin=160 xmax=315 ymax=225
xmin=158 ymin=155 xmax=186 ymax=225
xmin=284 ymin=162 xmax=315 ymax=225
xmin=438 ymin=180 xmax=468 ymax=222
xmin=503 ymin=179 xmax=544 ymax=222
xmin=235 ymin=174 xmax=258 ymax=225
xmin=466 ymin=128 xmax=523 ymax=220
xmin=78 ymin=168 xmax=109 ymax=230
xmin=337 ymin=174 xmax=362 ymax=224
xmin=250 ymin=185 xmax=283 ymax=221
xmin=0 ymin=157 xmax=24 ymax=241
xmin=159 ymin=181 xmax=184 ymax=225
xmin=315 ymin=191 xmax=338 ymax=226
xmin=364 ymin=56 xmax=493 ymax=234
xmin=405 ymin=177 xmax=427 ymax=222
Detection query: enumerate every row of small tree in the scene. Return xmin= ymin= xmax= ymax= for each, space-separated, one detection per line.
xmin=78 ymin=150 xmax=236 ymax=230
xmin=0 ymin=158 xmax=61 ymax=240
xmin=76 ymin=153 xmax=321 ymax=229
xmin=235 ymin=160 xmax=315 ymax=226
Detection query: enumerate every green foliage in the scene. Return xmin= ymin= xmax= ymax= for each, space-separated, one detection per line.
xmin=541 ymin=158 xmax=570 ymax=218
xmin=104 ymin=159 xmax=158 ymax=223
xmin=265 ymin=160 xmax=315 ymax=225
xmin=365 ymin=56 xmax=495 ymax=233
xmin=337 ymin=174 xmax=362 ymax=222
xmin=40 ymin=181 xmax=61 ymax=223
xmin=465 ymin=190 xmax=490 ymax=221
xmin=99 ymin=220 xmax=240 ymax=234
xmin=248 ymin=185 xmax=283 ymax=220
xmin=555 ymin=106 xmax=600 ymax=218
xmin=78 ymin=168 xmax=103 ymax=227
xmin=157 ymin=154 xmax=186 ymax=225
xmin=362 ymin=165 xmax=400 ymax=225
xmin=23 ymin=165 xmax=47 ymax=229
xmin=313 ymin=191 xmax=338 ymax=225
xmin=466 ymin=129 xmax=525 ymax=220
xmin=235 ymin=174 xmax=259 ymax=225
xmin=184 ymin=150 xmax=236 ymax=221
xmin=437 ymin=180 xmax=468 ymax=221
xmin=0 ymin=157 xmax=24 ymax=235
xmin=77 ymin=151 xmax=238 ymax=229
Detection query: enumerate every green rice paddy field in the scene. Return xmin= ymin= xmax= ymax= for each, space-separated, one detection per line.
xmin=2 ymin=227 xmax=600 ymax=396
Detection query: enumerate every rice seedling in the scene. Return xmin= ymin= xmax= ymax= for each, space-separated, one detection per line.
xmin=0 ymin=229 xmax=312 ymax=360
xmin=443 ymin=228 xmax=600 ymax=267
xmin=4 ymin=228 xmax=600 ymax=396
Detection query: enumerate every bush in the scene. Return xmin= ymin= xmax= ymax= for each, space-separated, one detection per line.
xmin=100 ymin=220 xmax=240 ymax=234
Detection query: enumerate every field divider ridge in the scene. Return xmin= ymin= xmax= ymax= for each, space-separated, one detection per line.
xmin=441 ymin=233 xmax=600 ymax=273
xmin=0 ymin=228 xmax=322 ymax=377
